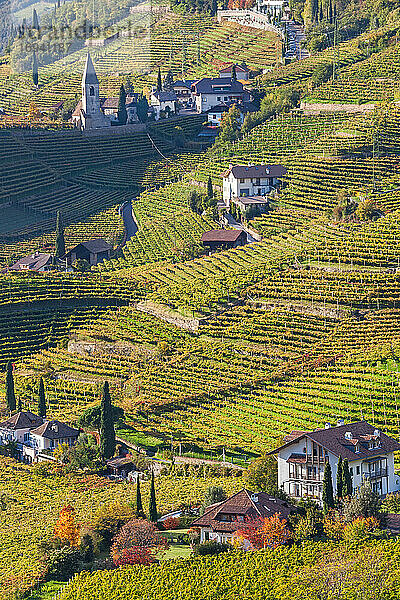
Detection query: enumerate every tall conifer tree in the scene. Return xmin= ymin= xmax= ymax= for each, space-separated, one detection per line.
xmin=322 ymin=462 xmax=334 ymax=513
xmin=5 ymin=361 xmax=16 ymax=413
xmin=149 ymin=471 xmax=158 ymax=522
xmin=157 ymin=68 xmax=162 ymax=92
xmin=117 ymin=84 xmax=127 ymax=124
xmin=38 ymin=377 xmax=46 ymax=418
xmin=342 ymin=458 xmax=353 ymax=497
xmin=32 ymin=52 xmax=38 ymax=87
xmin=54 ymin=211 xmax=65 ymax=259
xmin=336 ymin=456 xmax=343 ymax=498
xmin=99 ymin=381 xmax=116 ymax=460
xmin=136 ymin=476 xmax=144 ymax=517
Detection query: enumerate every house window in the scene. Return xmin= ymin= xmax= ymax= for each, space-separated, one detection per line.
xmin=24 ymin=433 xmax=29 ymax=442
xmin=241 ymin=189 xmax=250 ymax=196
xmin=356 ymin=466 xmax=360 ymax=475
xmin=217 ymin=96 xmax=221 ymax=101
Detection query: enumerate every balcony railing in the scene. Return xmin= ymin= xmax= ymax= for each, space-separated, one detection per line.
xmin=364 ymin=468 xmax=388 ymax=479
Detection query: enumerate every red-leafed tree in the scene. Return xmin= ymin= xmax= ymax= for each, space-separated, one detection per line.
xmin=235 ymin=513 xmax=291 ymax=549
xmin=111 ymin=519 xmax=168 ymax=566
xmin=54 ymin=504 xmax=80 ymax=547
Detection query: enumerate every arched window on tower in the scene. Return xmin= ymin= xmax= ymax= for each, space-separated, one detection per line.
xmin=89 ymin=86 xmax=95 ymax=96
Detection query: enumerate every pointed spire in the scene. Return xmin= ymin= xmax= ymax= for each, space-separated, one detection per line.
xmin=82 ymin=53 xmax=99 ymax=86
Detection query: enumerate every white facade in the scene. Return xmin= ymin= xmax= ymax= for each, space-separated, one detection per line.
xmin=276 ymin=426 xmax=400 ymax=502
xmin=222 ymin=169 xmax=279 ymax=206
xmin=150 ymin=93 xmax=177 ymax=120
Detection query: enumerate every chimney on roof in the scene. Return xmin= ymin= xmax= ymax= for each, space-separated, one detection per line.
xmin=345 ymin=431 xmax=353 ymax=440
xmin=325 ymin=423 xmax=331 ymax=429
xmin=374 ymin=429 xmax=380 ymax=437
xmin=337 ymin=419 xmax=345 ymax=426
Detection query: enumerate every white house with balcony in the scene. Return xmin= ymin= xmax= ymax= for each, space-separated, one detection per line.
xmin=269 ymin=420 xmax=400 ymax=502
xmin=0 ymin=412 xmax=79 ymax=462
xmin=221 ymin=163 xmax=287 ymax=207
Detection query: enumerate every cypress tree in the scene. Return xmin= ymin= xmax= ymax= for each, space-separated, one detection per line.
xmin=149 ymin=471 xmax=158 ymax=522
xmin=211 ymin=0 xmax=217 ymax=16
xmin=17 ymin=398 xmax=22 ymax=411
xmin=5 ymin=361 xmax=16 ymax=413
xmin=231 ymin=63 xmax=237 ymax=81
xmin=38 ymin=377 xmax=46 ymax=418
xmin=157 ymin=67 xmax=162 ymax=92
xmin=336 ymin=456 xmax=343 ymax=498
xmin=322 ymin=462 xmax=334 ymax=513
xmin=54 ymin=211 xmax=65 ymax=259
xmin=117 ymin=84 xmax=127 ymax=125
xmin=136 ymin=476 xmax=144 ymax=517
xmin=99 ymin=381 xmax=116 ymax=460
xmin=207 ymin=175 xmax=213 ymax=199
xmin=32 ymin=52 xmax=38 ymax=88
xmin=342 ymin=458 xmax=353 ymax=497
xmin=328 ymin=0 xmax=333 ymax=24
xmin=32 ymin=8 xmax=39 ymax=29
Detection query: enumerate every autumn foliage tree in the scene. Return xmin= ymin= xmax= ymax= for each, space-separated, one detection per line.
xmin=235 ymin=513 xmax=291 ymax=550
xmin=54 ymin=505 xmax=80 ymax=547
xmin=111 ymin=519 xmax=168 ymax=566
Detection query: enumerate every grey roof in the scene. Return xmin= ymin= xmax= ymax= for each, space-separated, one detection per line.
xmin=0 ymin=411 xmax=43 ymax=431
xmin=192 ymin=78 xmax=246 ymax=95
xmin=9 ymin=253 xmax=52 ymax=271
xmin=173 ymin=80 xmax=195 ymax=89
xmin=82 ymin=53 xmax=99 ymax=86
xmin=222 ymin=164 xmax=287 ymax=179
xmin=220 ymin=63 xmax=250 ymax=73
xmin=152 ymin=91 xmax=177 ymax=102
xmin=31 ymin=420 xmax=80 ymax=440
xmin=270 ymin=421 xmax=400 ymax=461
xmin=65 ymin=239 xmax=112 ymax=256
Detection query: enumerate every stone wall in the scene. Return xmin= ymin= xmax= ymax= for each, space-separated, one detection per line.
xmin=301 ymin=101 xmax=375 ymax=115
xmin=136 ymin=300 xmax=202 ymax=332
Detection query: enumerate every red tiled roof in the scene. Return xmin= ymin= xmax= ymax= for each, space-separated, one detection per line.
xmin=192 ymin=489 xmax=297 ymax=533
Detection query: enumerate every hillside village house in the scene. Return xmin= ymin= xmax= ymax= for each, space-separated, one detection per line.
xmin=0 ymin=412 xmax=79 ymax=462
xmin=192 ymin=489 xmax=297 ymax=544
xmin=7 ymin=252 xmax=53 ymax=272
xmin=206 ymin=102 xmax=256 ymax=127
xmin=172 ymin=80 xmax=195 ymax=104
xmin=219 ymin=63 xmax=250 ymax=81
xmin=64 ymin=239 xmax=112 ymax=267
xmin=150 ymin=91 xmax=178 ymax=120
xmin=191 ymin=78 xmax=251 ymax=113
xmin=222 ymin=164 xmax=287 ymax=206
xmin=201 ymin=229 xmax=247 ymax=252
xmin=269 ymin=420 xmax=400 ymax=501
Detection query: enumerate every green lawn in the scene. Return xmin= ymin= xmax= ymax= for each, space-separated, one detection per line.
xmin=162 ymin=544 xmax=192 ymax=561
xmin=27 ymin=581 xmax=66 ymax=600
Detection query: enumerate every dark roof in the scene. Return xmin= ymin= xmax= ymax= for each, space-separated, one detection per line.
xmin=233 ymin=196 xmax=269 ymax=206
xmin=9 ymin=253 xmax=52 ymax=271
xmin=30 ymin=420 xmax=80 ymax=440
xmin=65 ymin=239 xmax=112 ymax=256
xmin=270 ymin=421 xmax=400 ymax=461
xmin=101 ymin=95 xmax=137 ymax=109
xmin=0 ymin=411 xmax=43 ymax=431
xmin=222 ymin=164 xmax=287 ymax=179
xmin=152 ymin=91 xmax=177 ymax=102
xmin=201 ymin=229 xmax=244 ymax=243
xmin=173 ymin=80 xmax=195 ymax=89
xmin=192 ymin=78 xmax=245 ymax=94
xmin=192 ymin=489 xmax=297 ymax=533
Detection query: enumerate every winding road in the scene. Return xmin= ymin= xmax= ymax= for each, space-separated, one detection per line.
xmin=120 ymin=200 xmax=138 ymax=242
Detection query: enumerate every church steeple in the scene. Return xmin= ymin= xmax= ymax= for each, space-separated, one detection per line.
xmin=82 ymin=53 xmax=100 ymax=117
xmin=82 ymin=52 xmax=99 ymax=86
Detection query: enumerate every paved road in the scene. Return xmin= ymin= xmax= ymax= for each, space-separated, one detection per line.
xmin=224 ymin=213 xmax=258 ymax=243
xmin=120 ymin=200 xmax=138 ymax=241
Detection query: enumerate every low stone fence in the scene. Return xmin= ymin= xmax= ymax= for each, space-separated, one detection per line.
xmin=217 ymin=9 xmax=284 ymax=38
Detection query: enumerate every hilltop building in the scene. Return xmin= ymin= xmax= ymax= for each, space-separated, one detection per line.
xmin=269 ymin=420 xmax=400 ymax=501
xmin=192 ymin=489 xmax=297 ymax=544
xmin=222 ymin=164 xmax=287 ymax=206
